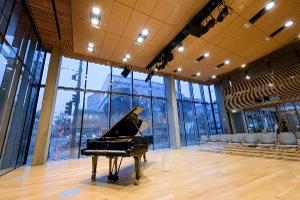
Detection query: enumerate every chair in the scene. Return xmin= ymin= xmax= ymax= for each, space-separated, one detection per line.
xmin=243 ymin=134 xmax=258 ymax=146
xmin=198 ymin=135 xmax=208 ymax=144
xmin=277 ymin=132 xmax=297 ymax=148
xmin=294 ymin=132 xmax=300 ymax=145
xmin=257 ymin=132 xmax=276 ymax=147
xmin=229 ymin=133 xmax=244 ymax=144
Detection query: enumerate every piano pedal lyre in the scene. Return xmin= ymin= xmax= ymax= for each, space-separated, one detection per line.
xmin=107 ymin=157 xmax=122 ymax=183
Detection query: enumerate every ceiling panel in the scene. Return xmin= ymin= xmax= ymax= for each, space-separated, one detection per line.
xmin=29 ymin=0 xmax=300 ymax=83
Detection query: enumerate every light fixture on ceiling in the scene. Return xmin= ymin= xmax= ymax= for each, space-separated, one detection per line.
xmin=265 ymin=37 xmax=271 ymax=41
xmin=217 ymin=6 xmax=229 ymax=23
xmin=92 ymin=7 xmax=101 ymax=15
xmin=265 ymin=1 xmax=276 ymax=11
xmin=245 ymin=71 xmax=250 ymax=80
xmin=141 ymin=28 xmax=149 ymax=36
xmin=136 ymin=28 xmax=149 ymax=44
xmin=224 ymin=59 xmax=230 ymax=65
xmin=87 ymin=42 xmax=95 ymax=52
xmin=196 ymin=72 xmax=201 ymax=76
xmin=122 ymin=54 xmax=131 ymax=62
xmin=204 ymin=52 xmax=210 ymax=57
xmin=212 ymin=75 xmax=216 ymax=79
xmin=137 ymin=36 xmax=144 ymax=43
xmin=178 ymin=44 xmax=184 ymax=52
xmin=195 ymin=52 xmax=209 ymax=62
xmin=177 ymin=67 xmax=182 ymax=72
xmin=270 ymin=19 xmax=295 ymax=38
xmin=268 ymin=82 xmax=274 ymax=87
xmin=90 ymin=6 xmax=101 ymax=27
xmin=241 ymin=64 xmax=246 ymax=68
xmin=284 ymin=20 xmax=294 ymax=28
xmin=243 ymin=23 xmax=250 ymax=29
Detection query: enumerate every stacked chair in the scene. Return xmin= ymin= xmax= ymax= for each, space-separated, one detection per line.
xmin=198 ymin=132 xmax=300 ymax=161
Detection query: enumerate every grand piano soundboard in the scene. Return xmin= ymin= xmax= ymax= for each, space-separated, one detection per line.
xmin=81 ymin=106 xmax=153 ymax=185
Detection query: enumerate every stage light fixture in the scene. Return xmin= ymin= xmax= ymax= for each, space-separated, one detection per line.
xmin=241 ymin=64 xmax=246 ymax=68
xmin=121 ymin=66 xmax=131 ymax=78
xmin=217 ymin=6 xmax=229 ymax=22
xmin=246 ymin=75 xmax=250 ymax=80
xmin=224 ymin=60 xmax=230 ymax=65
xmin=212 ymin=75 xmax=216 ymax=79
xmin=91 ymin=18 xmax=99 ymax=26
xmin=87 ymin=42 xmax=95 ymax=52
xmin=125 ymin=54 xmax=131 ymax=59
xmin=177 ymin=67 xmax=182 ymax=72
xmin=196 ymin=72 xmax=201 ymax=76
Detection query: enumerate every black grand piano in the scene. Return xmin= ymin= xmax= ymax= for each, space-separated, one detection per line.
xmin=81 ymin=106 xmax=153 ymax=185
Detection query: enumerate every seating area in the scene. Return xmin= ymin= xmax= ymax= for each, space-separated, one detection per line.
xmin=198 ymin=132 xmax=300 ymax=161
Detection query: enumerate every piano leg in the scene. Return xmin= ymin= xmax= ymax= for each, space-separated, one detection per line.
xmin=91 ymin=156 xmax=98 ymax=181
xmin=134 ymin=155 xmax=142 ymax=186
xmin=143 ymin=153 xmax=147 ymax=162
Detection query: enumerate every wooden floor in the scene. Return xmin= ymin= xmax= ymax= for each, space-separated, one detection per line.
xmin=1 ymin=147 xmax=300 ymax=200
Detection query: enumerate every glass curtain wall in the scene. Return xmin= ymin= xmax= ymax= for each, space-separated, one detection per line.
xmin=0 ymin=0 xmax=45 ymax=174
xmin=175 ymin=80 xmax=222 ymax=146
xmin=31 ymin=56 xmax=170 ymax=161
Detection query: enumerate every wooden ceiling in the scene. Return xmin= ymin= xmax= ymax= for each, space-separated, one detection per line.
xmin=28 ymin=0 xmax=300 ymax=83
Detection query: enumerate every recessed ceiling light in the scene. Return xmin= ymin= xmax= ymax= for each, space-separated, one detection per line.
xmin=125 ymin=54 xmax=131 ymax=59
xmin=178 ymin=44 xmax=184 ymax=52
xmin=224 ymin=60 xmax=230 ymax=65
xmin=137 ymin=36 xmax=144 ymax=43
xmin=246 ymin=75 xmax=250 ymax=80
xmin=91 ymin=18 xmax=99 ymax=26
xmin=212 ymin=75 xmax=216 ymax=79
xmin=92 ymin=7 xmax=101 ymax=15
xmin=177 ymin=67 xmax=182 ymax=72
xmin=284 ymin=20 xmax=294 ymax=28
xmin=268 ymin=82 xmax=274 ymax=87
xmin=265 ymin=1 xmax=275 ymax=11
xmin=204 ymin=52 xmax=210 ymax=57
xmin=265 ymin=37 xmax=271 ymax=41
xmin=88 ymin=42 xmax=94 ymax=48
xmin=87 ymin=47 xmax=94 ymax=52
xmin=241 ymin=64 xmax=246 ymax=68
xmin=196 ymin=72 xmax=201 ymax=76
xmin=122 ymin=57 xmax=128 ymax=62
xmin=141 ymin=28 xmax=149 ymax=36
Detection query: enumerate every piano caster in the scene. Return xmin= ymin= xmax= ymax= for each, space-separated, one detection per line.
xmin=134 ymin=179 xmax=140 ymax=186
xmin=91 ymin=174 xmax=96 ymax=181
xmin=107 ymin=174 xmax=118 ymax=183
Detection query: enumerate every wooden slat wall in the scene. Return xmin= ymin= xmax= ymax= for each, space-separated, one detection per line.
xmin=223 ymin=64 xmax=300 ymax=111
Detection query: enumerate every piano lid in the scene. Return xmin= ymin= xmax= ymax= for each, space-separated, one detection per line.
xmin=101 ymin=106 xmax=145 ymax=138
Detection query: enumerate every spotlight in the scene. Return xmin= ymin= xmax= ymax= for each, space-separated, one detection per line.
xmin=121 ymin=66 xmax=131 ymax=78
xmin=196 ymin=72 xmax=201 ymax=76
xmin=141 ymin=28 xmax=149 ymax=36
xmin=204 ymin=52 xmax=210 ymax=57
xmin=122 ymin=57 xmax=128 ymax=62
xmin=268 ymin=83 xmax=274 ymax=87
xmin=91 ymin=18 xmax=99 ymax=26
xmin=246 ymin=75 xmax=250 ymax=80
xmin=241 ymin=64 xmax=246 ymax=68
xmin=92 ymin=7 xmax=101 ymax=15
xmin=204 ymin=17 xmax=216 ymax=33
xmin=224 ymin=60 xmax=230 ymax=65
xmin=137 ymin=36 xmax=144 ymax=43
xmin=177 ymin=67 xmax=182 ymax=72
xmin=217 ymin=7 xmax=229 ymax=22
xmin=125 ymin=54 xmax=131 ymax=59
xmin=87 ymin=42 xmax=95 ymax=52
xmin=212 ymin=75 xmax=216 ymax=79
xmin=178 ymin=44 xmax=184 ymax=52
xmin=265 ymin=1 xmax=276 ymax=11
xmin=284 ymin=20 xmax=294 ymax=28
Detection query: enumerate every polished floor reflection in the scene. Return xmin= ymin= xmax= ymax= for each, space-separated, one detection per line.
xmin=1 ymin=147 xmax=300 ymax=200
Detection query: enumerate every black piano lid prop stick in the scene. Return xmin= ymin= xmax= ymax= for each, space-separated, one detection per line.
xmin=81 ymin=106 xmax=153 ymax=186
